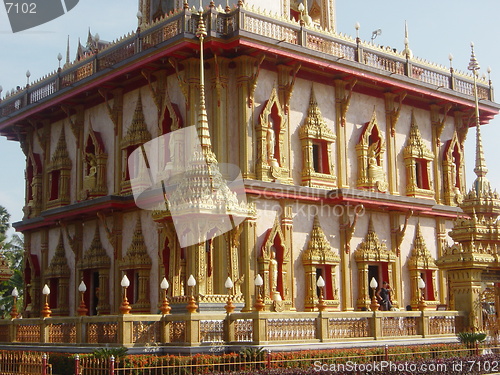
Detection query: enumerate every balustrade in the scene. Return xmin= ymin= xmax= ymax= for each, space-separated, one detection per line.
xmin=0 ymin=7 xmax=491 ymax=119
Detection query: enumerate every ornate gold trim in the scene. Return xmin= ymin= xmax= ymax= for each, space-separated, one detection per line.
xmin=403 ymin=112 xmax=434 ymax=199
xmin=299 ymin=87 xmax=336 ymax=188
xmin=356 ymin=110 xmax=387 ymax=192
xmin=302 ymin=216 xmax=340 ymax=311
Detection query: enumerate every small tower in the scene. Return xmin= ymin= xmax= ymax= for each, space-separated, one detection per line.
xmin=437 ymin=44 xmax=500 ymax=331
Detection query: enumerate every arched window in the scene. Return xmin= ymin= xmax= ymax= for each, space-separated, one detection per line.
xmin=354 ymin=217 xmax=396 ymax=311
xmin=407 ymin=223 xmax=438 ymax=309
xmin=443 ymin=132 xmax=465 ymax=206
xmin=120 ymin=93 xmax=152 ymax=194
xmin=119 ymin=216 xmax=152 ymax=313
xmin=258 ymin=215 xmax=292 ymax=311
xmin=356 ymin=111 xmax=388 ymax=192
xmin=82 ymin=125 xmax=107 ymax=199
xmin=302 ymin=216 xmax=339 ymax=311
xmin=299 ymin=88 xmax=336 ymax=188
xmin=47 ymin=127 xmax=71 ymax=209
xmin=404 ymin=112 xmax=434 ymax=199
xmin=45 ymin=233 xmax=70 ymax=316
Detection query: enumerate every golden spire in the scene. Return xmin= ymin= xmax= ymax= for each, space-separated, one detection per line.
xmin=403 ymin=21 xmax=412 ymax=59
xmin=195 ymin=3 xmax=215 ymax=159
xmin=468 ymin=42 xmax=490 ymax=195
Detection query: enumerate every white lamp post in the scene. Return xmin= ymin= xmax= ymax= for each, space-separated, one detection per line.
xmin=119 ymin=275 xmax=131 ymax=314
xmin=316 ymin=276 xmax=327 ymax=312
xmin=41 ymin=284 xmax=51 ymax=318
xmin=370 ymin=277 xmax=379 ymax=311
xmin=186 ymin=275 xmax=198 ymax=313
xmin=418 ymin=277 xmax=427 ymax=311
xmin=77 ymin=281 xmax=88 ymax=316
xmin=224 ymin=277 xmax=235 ymax=313
xmin=11 ymin=287 xmax=19 ymax=319
xmin=160 ymin=277 xmax=171 ymax=314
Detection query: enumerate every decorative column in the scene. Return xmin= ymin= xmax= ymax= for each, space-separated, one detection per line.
xmin=384 ymin=92 xmax=405 ymax=195
xmin=97 ymin=269 xmax=111 ymax=315
xmin=209 ymin=56 xmax=230 ymax=165
xmin=240 ymin=207 xmax=257 ymax=312
xmin=339 ymin=209 xmax=357 ymax=311
xmin=334 ymin=79 xmax=351 ymax=188
xmin=281 ymin=201 xmax=294 ymax=309
xmin=235 ymin=55 xmax=258 ymax=179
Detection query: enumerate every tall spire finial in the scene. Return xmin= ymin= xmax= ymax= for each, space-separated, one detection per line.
xmin=468 ymin=42 xmax=488 ymax=180
xmin=195 ymin=5 xmax=214 ymax=156
xmin=65 ymin=35 xmax=70 ymax=67
xmin=403 ymin=21 xmax=412 ymax=59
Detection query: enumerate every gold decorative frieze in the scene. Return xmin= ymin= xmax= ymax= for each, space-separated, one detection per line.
xmin=302 ymin=215 xmax=340 ymax=311
xmin=46 ymin=126 xmax=72 ymax=209
xmin=403 ymin=112 xmax=434 ymax=199
xmin=356 ymin=110 xmax=388 ymax=192
xmin=299 ymin=87 xmax=336 ymax=189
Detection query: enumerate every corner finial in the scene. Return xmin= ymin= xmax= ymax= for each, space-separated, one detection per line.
xmin=66 ymin=35 xmax=70 ymax=64
xmin=403 ymin=21 xmax=412 ymax=59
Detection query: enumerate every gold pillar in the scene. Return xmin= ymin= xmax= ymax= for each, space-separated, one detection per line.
xmin=235 ymin=55 xmax=257 ymax=179
xmin=113 ymin=212 xmax=123 ymax=314
xmin=447 ymin=269 xmax=483 ymax=330
xmin=430 ymin=104 xmax=451 ymax=205
xmin=389 ymin=212 xmax=402 ymax=309
xmin=281 ymin=201 xmax=294 ymax=309
xmin=436 ymin=218 xmax=448 ymax=306
xmin=339 ymin=211 xmax=354 ymax=311
xmin=97 ymin=269 xmax=111 ymax=315
xmin=209 ymin=56 xmax=230 ymax=165
xmin=384 ymin=93 xmax=400 ymax=195
xmin=334 ymin=80 xmax=349 ymax=188
xmin=240 ymin=209 xmax=257 ymax=312
xmin=112 ymin=88 xmax=124 ymax=195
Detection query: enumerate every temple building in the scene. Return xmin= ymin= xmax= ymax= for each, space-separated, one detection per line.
xmin=0 ymin=0 xmax=499 ymax=348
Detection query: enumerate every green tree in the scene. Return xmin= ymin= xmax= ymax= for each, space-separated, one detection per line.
xmin=0 ymin=206 xmax=10 ymax=249
xmin=0 ymin=206 xmax=23 ymax=317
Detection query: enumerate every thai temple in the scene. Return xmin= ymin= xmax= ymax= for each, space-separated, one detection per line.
xmin=0 ymin=0 xmax=499 ymax=349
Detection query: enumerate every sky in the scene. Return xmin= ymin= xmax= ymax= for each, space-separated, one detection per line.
xmin=0 ymin=0 xmax=499 ymax=234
